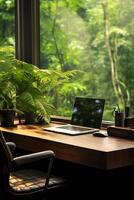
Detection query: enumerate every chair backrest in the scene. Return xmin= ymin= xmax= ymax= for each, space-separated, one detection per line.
xmin=0 ymin=131 xmax=13 ymax=165
xmin=0 ymin=131 xmax=13 ymax=193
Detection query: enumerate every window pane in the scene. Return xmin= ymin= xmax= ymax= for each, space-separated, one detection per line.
xmin=0 ymin=0 xmax=15 ymax=50
xmin=40 ymin=0 xmax=134 ymax=121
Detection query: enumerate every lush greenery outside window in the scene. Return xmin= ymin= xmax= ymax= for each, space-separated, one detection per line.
xmin=40 ymin=0 xmax=134 ymax=121
xmin=0 ymin=0 xmax=15 ymax=48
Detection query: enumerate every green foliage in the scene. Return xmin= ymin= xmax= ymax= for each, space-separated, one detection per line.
xmin=0 ymin=46 xmax=77 ymax=123
xmin=1 ymin=0 xmax=134 ymax=120
xmin=40 ymin=0 xmax=134 ymax=120
xmin=0 ymin=0 xmax=15 ymax=45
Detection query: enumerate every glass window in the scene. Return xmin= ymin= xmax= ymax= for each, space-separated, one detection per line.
xmin=0 ymin=0 xmax=15 ymax=48
xmin=40 ymin=0 xmax=134 ymax=121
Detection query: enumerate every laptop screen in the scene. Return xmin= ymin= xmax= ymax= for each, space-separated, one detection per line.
xmin=71 ymin=97 xmax=105 ymax=129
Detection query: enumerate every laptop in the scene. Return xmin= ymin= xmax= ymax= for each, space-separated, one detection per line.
xmin=43 ymin=97 xmax=105 ymax=135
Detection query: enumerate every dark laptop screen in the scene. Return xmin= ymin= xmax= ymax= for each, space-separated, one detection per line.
xmin=71 ymin=97 xmax=105 ymax=129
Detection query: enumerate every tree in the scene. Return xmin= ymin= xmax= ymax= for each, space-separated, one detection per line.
xmin=101 ymin=0 xmax=130 ymax=108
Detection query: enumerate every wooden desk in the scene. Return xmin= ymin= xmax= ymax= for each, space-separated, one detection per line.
xmin=1 ymin=124 xmax=134 ymax=170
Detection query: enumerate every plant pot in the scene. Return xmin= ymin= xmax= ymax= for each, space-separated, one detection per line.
xmin=0 ymin=109 xmax=16 ymax=127
xmin=24 ymin=112 xmax=37 ymax=124
xmin=24 ymin=112 xmax=48 ymax=125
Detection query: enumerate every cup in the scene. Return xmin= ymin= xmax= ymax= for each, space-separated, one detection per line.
xmin=115 ymin=111 xmax=125 ymax=127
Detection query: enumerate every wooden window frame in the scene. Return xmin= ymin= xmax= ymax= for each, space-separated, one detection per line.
xmin=15 ymin=0 xmax=40 ymax=66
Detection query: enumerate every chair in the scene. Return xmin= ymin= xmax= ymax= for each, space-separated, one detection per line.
xmin=0 ymin=131 xmax=67 ymax=200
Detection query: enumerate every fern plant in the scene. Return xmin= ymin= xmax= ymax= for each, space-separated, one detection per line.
xmin=0 ymin=46 xmax=77 ymax=123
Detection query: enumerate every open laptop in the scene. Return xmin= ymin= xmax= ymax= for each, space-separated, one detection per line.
xmin=43 ymin=97 xmax=105 ymax=135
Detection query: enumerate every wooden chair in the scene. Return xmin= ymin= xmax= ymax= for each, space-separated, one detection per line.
xmin=0 ymin=131 xmax=67 ymax=200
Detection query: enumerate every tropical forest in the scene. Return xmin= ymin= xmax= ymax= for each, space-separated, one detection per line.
xmin=1 ymin=0 xmax=134 ymax=121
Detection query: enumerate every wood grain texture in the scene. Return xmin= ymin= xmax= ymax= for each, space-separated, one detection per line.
xmin=1 ymin=124 xmax=134 ymax=170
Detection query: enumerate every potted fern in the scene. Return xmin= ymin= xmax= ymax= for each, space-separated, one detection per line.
xmin=0 ymin=54 xmax=54 ymax=125
xmin=0 ymin=46 xmax=77 ymax=126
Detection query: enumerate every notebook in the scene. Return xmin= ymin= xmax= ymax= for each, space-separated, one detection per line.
xmin=43 ymin=97 xmax=105 ymax=135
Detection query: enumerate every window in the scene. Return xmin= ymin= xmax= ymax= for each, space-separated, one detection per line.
xmin=0 ymin=0 xmax=15 ymax=50
xmin=40 ymin=0 xmax=134 ymax=121
xmin=15 ymin=0 xmax=134 ymax=121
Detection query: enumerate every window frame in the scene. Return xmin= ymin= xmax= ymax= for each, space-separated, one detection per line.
xmin=15 ymin=0 xmax=40 ymax=66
